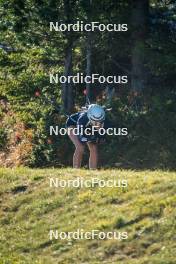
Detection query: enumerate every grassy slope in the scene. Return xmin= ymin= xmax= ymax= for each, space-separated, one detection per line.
xmin=0 ymin=168 xmax=176 ymax=264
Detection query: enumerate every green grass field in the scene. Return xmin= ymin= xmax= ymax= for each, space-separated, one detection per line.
xmin=0 ymin=168 xmax=176 ymax=264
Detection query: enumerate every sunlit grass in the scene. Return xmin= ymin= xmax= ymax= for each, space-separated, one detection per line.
xmin=0 ymin=167 xmax=176 ymax=264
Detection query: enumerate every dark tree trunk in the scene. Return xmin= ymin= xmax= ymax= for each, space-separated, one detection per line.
xmin=62 ymin=39 xmax=73 ymax=113
xmin=86 ymin=31 xmax=92 ymax=102
xmin=131 ymin=0 xmax=149 ymax=93
xmin=84 ymin=0 xmax=93 ymax=103
xmin=62 ymin=0 xmax=74 ymax=114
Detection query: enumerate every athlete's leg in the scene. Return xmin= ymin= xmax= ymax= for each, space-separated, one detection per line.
xmin=87 ymin=142 xmax=98 ymax=169
xmin=68 ymin=127 xmax=85 ymax=168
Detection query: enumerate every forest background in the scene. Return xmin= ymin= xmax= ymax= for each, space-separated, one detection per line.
xmin=0 ymin=0 xmax=176 ymax=169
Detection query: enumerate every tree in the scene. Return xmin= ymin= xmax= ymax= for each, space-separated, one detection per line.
xmin=62 ymin=0 xmax=75 ymax=113
xmin=84 ymin=0 xmax=93 ymax=102
xmin=131 ymin=0 xmax=149 ymax=94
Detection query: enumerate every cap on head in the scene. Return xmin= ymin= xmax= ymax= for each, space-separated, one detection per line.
xmin=87 ymin=104 xmax=105 ymax=123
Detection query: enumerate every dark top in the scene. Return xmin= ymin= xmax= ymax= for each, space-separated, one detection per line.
xmin=66 ymin=111 xmax=111 ymax=143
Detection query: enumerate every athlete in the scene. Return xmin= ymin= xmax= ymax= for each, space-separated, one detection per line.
xmin=66 ymin=104 xmax=110 ymax=169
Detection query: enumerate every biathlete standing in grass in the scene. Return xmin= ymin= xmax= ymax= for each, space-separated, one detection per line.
xmin=66 ymin=104 xmax=111 ymax=169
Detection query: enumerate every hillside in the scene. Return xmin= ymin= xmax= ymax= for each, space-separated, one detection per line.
xmin=0 ymin=168 xmax=176 ymax=264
